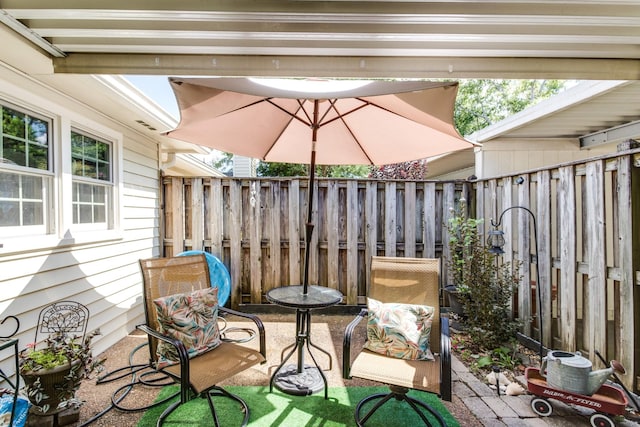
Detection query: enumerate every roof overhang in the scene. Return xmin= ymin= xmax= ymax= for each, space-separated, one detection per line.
xmin=468 ymin=80 xmax=640 ymax=146
xmin=427 ymin=79 xmax=640 ymax=178
xmin=1 ymin=1 xmax=639 ymax=80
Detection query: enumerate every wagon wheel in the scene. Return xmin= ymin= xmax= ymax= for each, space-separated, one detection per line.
xmin=589 ymin=413 xmax=615 ymax=427
xmin=531 ymin=397 xmax=553 ymax=417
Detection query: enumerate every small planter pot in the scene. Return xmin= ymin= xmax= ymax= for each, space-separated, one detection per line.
xmin=444 ymin=285 xmax=465 ymax=317
xmin=20 ymin=359 xmax=82 ymax=415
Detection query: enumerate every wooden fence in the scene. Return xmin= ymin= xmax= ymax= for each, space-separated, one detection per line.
xmin=162 ymin=148 xmax=639 ymax=391
xmin=162 ymin=177 xmax=471 ymax=306
xmin=474 ymin=149 xmax=640 ymax=392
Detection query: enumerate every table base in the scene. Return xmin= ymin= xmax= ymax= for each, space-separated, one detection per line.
xmin=266 ymin=285 xmax=343 ymax=399
xmin=272 ymin=364 xmax=325 ymax=396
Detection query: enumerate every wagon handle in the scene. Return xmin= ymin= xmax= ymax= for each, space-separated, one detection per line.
xmin=595 ymin=350 xmax=639 ymax=412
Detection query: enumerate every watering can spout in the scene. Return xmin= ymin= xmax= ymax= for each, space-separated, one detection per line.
xmin=586 ymin=360 xmax=626 ymax=395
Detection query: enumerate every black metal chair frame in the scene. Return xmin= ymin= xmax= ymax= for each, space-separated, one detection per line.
xmin=342 ymin=257 xmax=452 ymax=427
xmin=344 ymin=311 xmax=451 ymax=426
xmin=0 ymin=316 xmax=20 ymax=427
xmin=135 ymin=306 xmax=266 ymax=427
xmin=136 ymin=255 xmax=267 ymax=427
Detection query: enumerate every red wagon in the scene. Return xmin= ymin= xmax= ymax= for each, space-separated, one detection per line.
xmin=526 ymin=367 xmax=628 ymax=427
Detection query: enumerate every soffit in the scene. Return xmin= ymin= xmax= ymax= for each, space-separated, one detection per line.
xmin=1 ymin=1 xmax=639 ymax=79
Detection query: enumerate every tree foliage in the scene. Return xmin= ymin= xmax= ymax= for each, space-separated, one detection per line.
xmin=256 ymin=162 xmax=368 ymax=178
xmin=454 ymin=79 xmax=566 ymax=137
xmin=368 ymin=159 xmax=428 ymax=180
xmin=210 ymin=151 xmax=233 ymax=175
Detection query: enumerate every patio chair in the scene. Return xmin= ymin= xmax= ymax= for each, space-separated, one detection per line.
xmin=137 ymin=254 xmax=266 ymax=427
xmin=343 ymin=256 xmax=451 ymax=426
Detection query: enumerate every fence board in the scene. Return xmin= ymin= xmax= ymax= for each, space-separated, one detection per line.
xmin=309 ymin=181 xmax=319 ymax=286
xmin=327 ymin=181 xmax=339 ymax=288
xmin=365 ymin=181 xmax=378 ymax=296
xmin=267 ymin=182 xmax=281 ymax=293
xmin=190 ymin=178 xmax=204 ymax=251
xmin=517 ymin=175 xmax=532 ymax=336
xmin=385 ymin=182 xmax=397 ymax=256
xmin=404 ymin=182 xmax=417 ymax=257
xmin=288 ymin=180 xmax=301 ymax=285
xmin=586 ymin=160 xmax=607 ymax=360
xmin=501 ymin=177 xmax=514 ymax=270
xmin=558 ymin=166 xmax=577 ymax=351
xmin=475 ymin=180 xmax=484 ymax=234
xmin=537 ymin=170 xmax=552 ymax=350
xmin=170 ymin=177 xmax=184 ymax=257
xmin=208 ymin=179 xmax=224 ymax=258
xmin=346 ymin=181 xmax=358 ymax=304
xmin=249 ymin=181 xmax=262 ymax=303
xmin=228 ymin=180 xmax=242 ymax=307
xmin=617 ymin=156 xmax=635 ymax=381
xmin=441 ymin=182 xmax=456 ymax=286
xmin=423 ymin=182 xmax=436 ymax=258
xmin=487 ymin=179 xmax=497 ymax=224
xmin=498 ymin=177 xmax=515 ymax=317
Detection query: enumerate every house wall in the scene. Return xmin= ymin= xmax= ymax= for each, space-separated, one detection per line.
xmin=0 ymin=64 xmax=160 ymax=374
xmin=232 ymin=155 xmax=256 ymax=177
xmin=475 ymin=138 xmax=615 ymax=179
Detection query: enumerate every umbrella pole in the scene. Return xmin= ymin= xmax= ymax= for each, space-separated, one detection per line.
xmin=302 ymin=146 xmax=316 ymax=295
xmin=303 ymin=101 xmax=320 ymax=295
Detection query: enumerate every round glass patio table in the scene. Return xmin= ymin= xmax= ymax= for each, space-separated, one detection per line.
xmin=266 ymin=285 xmax=343 ymax=398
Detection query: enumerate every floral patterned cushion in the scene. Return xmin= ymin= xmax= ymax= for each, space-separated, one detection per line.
xmin=364 ymin=297 xmax=435 ymax=361
xmin=153 ymin=287 xmax=220 ymax=368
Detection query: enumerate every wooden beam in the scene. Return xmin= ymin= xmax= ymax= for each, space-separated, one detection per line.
xmin=53 ymin=55 xmax=640 ymax=80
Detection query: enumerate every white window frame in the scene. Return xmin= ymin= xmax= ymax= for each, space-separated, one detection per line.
xmin=0 ymin=101 xmax=55 ymax=238
xmin=70 ymin=129 xmax=113 ymax=230
xmin=0 ymin=96 xmax=124 ymax=254
xmin=61 ymin=119 xmax=123 ymax=243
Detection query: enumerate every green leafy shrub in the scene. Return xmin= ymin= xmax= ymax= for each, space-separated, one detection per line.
xmin=446 ymin=199 xmax=521 ymax=350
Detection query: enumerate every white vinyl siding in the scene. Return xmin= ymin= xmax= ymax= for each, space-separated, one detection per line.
xmin=0 ymin=36 xmax=162 ymax=384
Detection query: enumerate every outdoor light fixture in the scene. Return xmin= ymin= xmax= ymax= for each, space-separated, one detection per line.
xmin=486 ymin=228 xmax=506 ymax=254
xmin=489 ymin=206 xmax=544 ymax=364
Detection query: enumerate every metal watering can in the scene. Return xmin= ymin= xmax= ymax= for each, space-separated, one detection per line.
xmin=540 ymin=350 xmax=626 ymax=396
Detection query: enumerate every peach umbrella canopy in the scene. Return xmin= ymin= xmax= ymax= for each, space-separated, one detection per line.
xmin=165 ymin=77 xmax=474 ymax=166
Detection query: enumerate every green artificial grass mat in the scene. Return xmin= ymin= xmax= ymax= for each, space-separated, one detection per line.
xmin=136 ymin=386 xmax=458 ymax=427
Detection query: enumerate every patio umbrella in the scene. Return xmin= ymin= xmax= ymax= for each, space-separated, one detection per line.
xmin=165 ymin=77 xmax=474 ymax=294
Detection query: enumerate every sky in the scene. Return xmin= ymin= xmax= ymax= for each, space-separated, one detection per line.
xmin=124 ymin=75 xmax=180 ymax=119
xmin=124 ymin=75 xmax=230 ymax=163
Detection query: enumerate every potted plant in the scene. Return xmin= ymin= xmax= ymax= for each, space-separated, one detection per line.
xmin=19 ymin=329 xmax=103 ymax=415
xmin=444 ymin=198 xmax=483 ymax=318
xmin=444 ymin=198 xmax=521 ymax=349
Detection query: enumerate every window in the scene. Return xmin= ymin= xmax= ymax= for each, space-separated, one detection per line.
xmin=71 ymin=131 xmax=112 ymax=226
xmin=1 ymin=98 xmax=121 ymax=250
xmin=0 ymin=104 xmax=52 ymax=234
